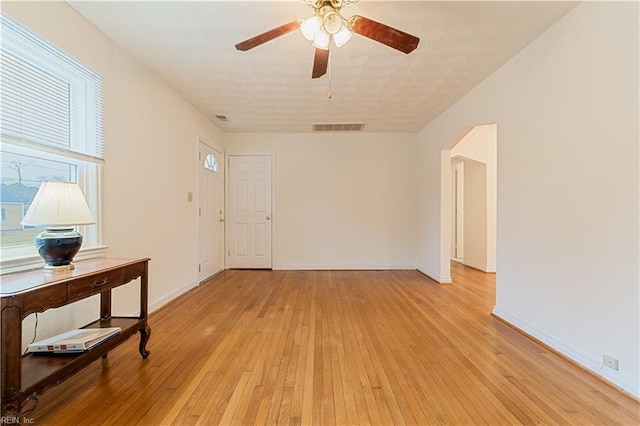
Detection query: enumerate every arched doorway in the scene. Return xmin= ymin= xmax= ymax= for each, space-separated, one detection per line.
xmin=441 ymin=123 xmax=497 ymax=280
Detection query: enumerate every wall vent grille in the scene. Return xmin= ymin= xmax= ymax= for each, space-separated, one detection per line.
xmin=313 ymin=123 xmax=365 ymax=132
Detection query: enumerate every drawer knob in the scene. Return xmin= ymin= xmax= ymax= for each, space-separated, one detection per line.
xmin=91 ymin=278 xmax=109 ymax=288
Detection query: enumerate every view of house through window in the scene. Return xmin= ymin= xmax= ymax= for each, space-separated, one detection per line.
xmin=0 ymin=150 xmax=77 ymax=246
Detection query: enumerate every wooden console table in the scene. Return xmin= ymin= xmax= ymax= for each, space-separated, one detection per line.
xmin=1 ymin=257 xmax=151 ymax=416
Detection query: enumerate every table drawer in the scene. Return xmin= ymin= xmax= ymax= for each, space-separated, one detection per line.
xmin=122 ymin=261 xmax=146 ymax=284
xmin=67 ymin=268 xmax=124 ymax=299
xmin=21 ymin=285 xmax=67 ymax=316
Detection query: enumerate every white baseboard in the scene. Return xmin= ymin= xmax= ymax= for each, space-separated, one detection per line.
xmin=492 ymin=307 xmax=640 ymax=398
xmin=273 ymin=263 xmax=416 ymax=270
xmin=462 ymin=259 xmax=489 ymax=272
xmin=451 ymin=258 xmax=495 ymax=273
xmin=416 ymin=264 xmax=452 ymax=284
xmin=148 ymin=280 xmax=198 ymax=313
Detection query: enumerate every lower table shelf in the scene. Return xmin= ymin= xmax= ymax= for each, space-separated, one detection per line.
xmin=21 ymin=317 xmax=149 ymax=399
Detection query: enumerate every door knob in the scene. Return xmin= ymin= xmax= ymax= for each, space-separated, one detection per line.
xmin=266 ymin=215 xmax=271 ymax=220
xmin=219 ymin=218 xmax=225 ymax=222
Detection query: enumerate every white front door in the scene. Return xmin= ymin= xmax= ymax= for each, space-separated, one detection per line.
xmin=198 ymin=143 xmax=224 ymax=281
xmin=227 ymin=155 xmax=272 ymax=269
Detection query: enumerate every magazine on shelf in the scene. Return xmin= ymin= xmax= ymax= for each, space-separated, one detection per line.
xmin=27 ymin=327 xmax=122 ymax=353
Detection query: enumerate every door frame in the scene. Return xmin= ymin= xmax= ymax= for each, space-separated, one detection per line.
xmin=225 ymin=152 xmax=276 ymax=269
xmin=451 ymin=159 xmax=464 ymax=261
xmin=197 ymin=138 xmax=224 ymax=281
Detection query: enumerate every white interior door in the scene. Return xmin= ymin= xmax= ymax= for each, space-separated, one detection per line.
xmin=198 ymin=143 xmax=223 ymax=281
xmin=227 ymin=155 xmax=272 ymax=269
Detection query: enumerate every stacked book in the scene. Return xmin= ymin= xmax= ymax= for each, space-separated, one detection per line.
xmin=28 ymin=327 xmax=121 ymax=354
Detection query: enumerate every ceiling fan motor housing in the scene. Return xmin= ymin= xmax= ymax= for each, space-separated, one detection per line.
xmin=312 ymin=0 xmax=348 ymax=11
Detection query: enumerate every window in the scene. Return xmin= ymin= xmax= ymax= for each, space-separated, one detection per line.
xmin=204 ymin=153 xmax=219 ymax=173
xmin=0 ymin=14 xmax=104 ymax=272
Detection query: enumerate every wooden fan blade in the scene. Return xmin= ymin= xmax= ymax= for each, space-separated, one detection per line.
xmin=312 ymin=48 xmax=329 ymax=79
xmin=351 ymin=16 xmax=419 ymax=54
xmin=235 ymin=21 xmax=300 ymax=51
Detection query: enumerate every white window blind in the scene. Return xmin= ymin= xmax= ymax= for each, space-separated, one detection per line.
xmin=0 ymin=14 xmax=104 ymax=162
xmin=1 ymin=51 xmax=71 ymax=149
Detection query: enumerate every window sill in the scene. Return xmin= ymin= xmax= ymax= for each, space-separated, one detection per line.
xmin=0 ymin=245 xmax=108 ymax=276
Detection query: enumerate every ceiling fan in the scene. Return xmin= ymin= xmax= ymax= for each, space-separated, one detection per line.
xmin=235 ymin=0 xmax=420 ymax=79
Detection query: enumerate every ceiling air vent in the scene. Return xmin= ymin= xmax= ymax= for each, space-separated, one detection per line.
xmin=313 ymin=123 xmax=365 ymax=132
xmin=215 ymin=115 xmax=229 ymax=122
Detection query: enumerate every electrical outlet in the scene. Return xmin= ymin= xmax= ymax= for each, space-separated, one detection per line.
xmin=603 ymin=355 xmax=619 ymax=371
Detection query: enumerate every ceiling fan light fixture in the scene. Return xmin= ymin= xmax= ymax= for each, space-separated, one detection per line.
xmin=323 ymin=12 xmax=343 ymax=35
xmin=300 ymin=15 xmax=322 ymax=41
xmin=312 ymin=28 xmax=330 ymax=50
xmin=333 ymin=25 xmax=352 ymax=47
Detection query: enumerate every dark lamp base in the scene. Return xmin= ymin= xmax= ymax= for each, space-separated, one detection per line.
xmin=35 ymin=228 xmax=83 ymax=271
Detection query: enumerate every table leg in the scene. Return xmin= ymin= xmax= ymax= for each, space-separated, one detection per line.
xmin=1 ymin=306 xmax=22 ymax=416
xmin=100 ymin=291 xmax=112 ymax=320
xmin=138 ymin=325 xmax=151 ymax=359
xmin=138 ymin=262 xmax=150 ymax=359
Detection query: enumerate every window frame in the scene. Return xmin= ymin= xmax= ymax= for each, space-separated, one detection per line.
xmin=0 ymin=143 xmax=106 ymax=274
xmin=0 ymin=14 xmax=106 ymax=274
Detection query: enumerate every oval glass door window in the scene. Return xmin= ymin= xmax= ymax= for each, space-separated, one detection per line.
xmin=204 ymin=153 xmax=219 ymax=172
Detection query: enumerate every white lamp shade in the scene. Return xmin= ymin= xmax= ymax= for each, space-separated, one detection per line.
xmin=312 ymin=28 xmax=330 ymax=50
xmin=333 ymin=25 xmax=352 ymax=47
xmin=300 ymin=16 xmax=321 ymax=41
xmin=21 ymin=181 xmax=95 ymax=227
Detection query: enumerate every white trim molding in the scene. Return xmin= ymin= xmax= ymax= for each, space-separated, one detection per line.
xmin=492 ymin=307 xmax=640 ymax=399
xmin=0 ymin=245 xmax=108 ymax=275
xmin=149 ymin=279 xmax=198 ymax=314
xmin=417 ymin=264 xmax=453 ymax=284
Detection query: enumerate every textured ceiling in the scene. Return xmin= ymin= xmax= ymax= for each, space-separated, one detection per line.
xmin=68 ymin=0 xmax=577 ymax=133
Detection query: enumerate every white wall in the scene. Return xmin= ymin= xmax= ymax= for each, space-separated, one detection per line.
xmin=417 ymin=2 xmax=639 ymax=396
xmin=4 ymin=1 xmax=224 ymax=348
xmin=416 ymin=143 xmax=446 ymax=282
xmin=460 ymin=159 xmax=487 ymax=271
xmin=225 ymin=133 xmax=418 ymax=269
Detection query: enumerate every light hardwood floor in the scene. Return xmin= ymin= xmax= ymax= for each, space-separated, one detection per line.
xmin=26 ymin=263 xmax=639 ymax=425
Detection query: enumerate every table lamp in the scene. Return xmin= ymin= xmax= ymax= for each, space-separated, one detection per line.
xmin=21 ymin=181 xmax=95 ymax=271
